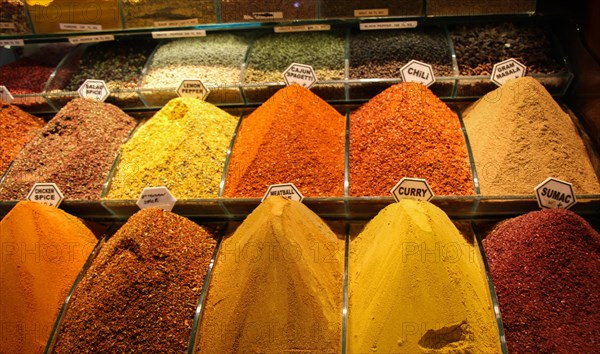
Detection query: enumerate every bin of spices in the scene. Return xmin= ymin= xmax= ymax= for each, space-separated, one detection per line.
xmin=0 ymin=0 xmax=32 ymax=35
xmin=26 ymin=0 xmax=122 ymax=34
xmin=427 ymin=0 xmax=536 ymax=16
xmin=219 ymin=0 xmax=316 ymax=23
xmin=120 ymin=0 xmax=216 ymax=29
xmin=320 ymin=0 xmax=422 ymax=19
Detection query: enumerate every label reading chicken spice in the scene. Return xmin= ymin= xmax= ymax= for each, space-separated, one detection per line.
xmin=26 ymin=183 xmax=64 ymax=207
xmin=491 ymin=58 xmax=526 ymax=86
xmin=262 ymin=183 xmax=304 ymax=202
xmin=0 ymin=86 xmax=14 ymax=104
xmin=535 ymin=177 xmax=577 ymax=209
xmin=77 ymin=79 xmax=110 ymax=102
xmin=391 ymin=178 xmax=434 ymax=202
xmin=136 ymin=186 xmax=177 ymax=212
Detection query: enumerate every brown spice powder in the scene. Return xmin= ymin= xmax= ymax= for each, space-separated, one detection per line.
xmin=0 ymin=104 xmax=45 ymax=175
xmin=350 ymin=83 xmax=474 ymax=196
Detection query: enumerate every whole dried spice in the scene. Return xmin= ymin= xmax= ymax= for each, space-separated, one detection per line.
xmin=197 ymin=196 xmax=343 ymax=353
xmin=350 ymin=82 xmax=474 ymax=196
xmin=0 ymin=201 xmax=97 ymax=354
xmin=121 ymin=0 xmax=216 ymax=28
xmin=106 ymin=97 xmax=238 ymax=199
xmin=482 ymin=209 xmax=600 ymax=353
xmin=224 ymin=85 xmax=345 ymax=198
xmin=0 ymin=98 xmax=137 ymax=200
xmin=0 ymin=104 xmax=45 ymax=175
xmin=26 ymin=0 xmax=122 ymax=34
xmin=53 ymin=208 xmax=218 ymax=353
xmin=0 ymin=0 xmax=31 ymax=34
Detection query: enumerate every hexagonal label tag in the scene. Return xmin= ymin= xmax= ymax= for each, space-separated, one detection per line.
xmin=26 ymin=183 xmax=64 ymax=207
xmin=400 ymin=60 xmax=435 ymax=87
xmin=491 ymin=58 xmax=526 ymax=86
xmin=177 ymin=79 xmax=209 ymax=100
xmin=0 ymin=85 xmax=14 ymax=104
xmin=391 ymin=178 xmax=434 ymax=202
xmin=283 ymin=63 xmax=317 ymax=89
xmin=262 ymin=183 xmax=304 ymax=202
xmin=535 ymin=177 xmax=577 ymax=209
xmin=77 ymin=79 xmax=110 ymax=102
xmin=136 ymin=186 xmax=177 ymax=212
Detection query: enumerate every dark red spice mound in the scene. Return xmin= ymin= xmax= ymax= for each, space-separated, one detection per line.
xmin=483 ymin=209 xmax=600 ymax=353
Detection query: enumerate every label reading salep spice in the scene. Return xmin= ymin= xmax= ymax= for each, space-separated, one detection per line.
xmin=0 ymin=39 xmax=25 ymax=46
xmin=360 ymin=21 xmax=417 ymax=30
xmin=262 ymin=183 xmax=304 ymax=202
xmin=0 ymin=22 xmax=16 ymax=29
xmin=283 ymin=63 xmax=317 ymax=89
xmin=354 ymin=9 xmax=389 ymax=17
xmin=68 ymin=35 xmax=115 ymax=44
xmin=400 ymin=60 xmax=436 ymax=87
xmin=136 ymin=186 xmax=177 ymax=211
xmin=391 ymin=178 xmax=434 ymax=202
xmin=59 ymin=23 xmax=102 ymax=31
xmin=491 ymin=58 xmax=526 ymax=86
xmin=274 ymin=24 xmax=331 ymax=33
xmin=153 ymin=18 xmax=199 ymax=28
xmin=177 ymin=79 xmax=209 ymax=100
xmin=26 ymin=183 xmax=64 ymax=207
xmin=535 ymin=177 xmax=577 ymax=209
xmin=0 ymin=86 xmax=14 ymax=104
xmin=151 ymin=30 xmax=206 ymax=39
xmin=77 ymin=79 xmax=110 ymax=102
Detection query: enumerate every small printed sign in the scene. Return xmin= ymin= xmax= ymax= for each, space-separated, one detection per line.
xmin=262 ymin=183 xmax=304 ymax=202
xmin=77 ymin=79 xmax=110 ymax=102
xmin=354 ymin=8 xmax=389 ymax=17
xmin=68 ymin=35 xmax=114 ymax=44
xmin=136 ymin=186 xmax=177 ymax=211
xmin=491 ymin=58 xmax=526 ymax=86
xmin=0 ymin=22 xmax=16 ymax=29
xmin=391 ymin=178 xmax=434 ymax=202
xmin=151 ymin=30 xmax=206 ymax=39
xmin=0 ymin=86 xmax=14 ymax=104
xmin=0 ymin=39 xmax=25 ymax=46
xmin=535 ymin=177 xmax=577 ymax=209
xmin=177 ymin=79 xmax=209 ymax=100
xmin=274 ymin=24 xmax=331 ymax=33
xmin=283 ymin=63 xmax=317 ymax=89
xmin=400 ymin=60 xmax=435 ymax=87
xmin=360 ymin=21 xmax=417 ymax=30
xmin=59 ymin=23 xmax=102 ymax=31
xmin=26 ymin=183 xmax=64 ymax=207
xmin=154 ymin=18 xmax=199 ymax=27
xmin=244 ymin=12 xmax=284 ymax=20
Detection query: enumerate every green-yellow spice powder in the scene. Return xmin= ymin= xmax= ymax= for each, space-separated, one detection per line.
xmin=348 ymin=199 xmax=502 ymax=353
xmin=106 ymin=97 xmax=238 ymax=199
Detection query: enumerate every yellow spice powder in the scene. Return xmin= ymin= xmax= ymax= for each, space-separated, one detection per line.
xmin=348 ymin=199 xmax=502 ymax=353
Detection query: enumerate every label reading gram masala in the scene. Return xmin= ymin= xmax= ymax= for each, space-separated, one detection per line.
xmin=491 ymin=58 xmax=526 ymax=86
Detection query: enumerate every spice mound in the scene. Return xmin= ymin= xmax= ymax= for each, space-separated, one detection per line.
xmin=483 ymin=208 xmax=600 ymax=354
xmin=350 ymin=82 xmax=474 ymax=196
xmin=197 ymin=196 xmax=344 ymax=353
xmin=0 ymin=98 xmax=137 ymax=200
xmin=0 ymin=201 xmax=97 ymax=354
xmin=463 ymin=77 xmax=600 ymax=195
xmin=348 ymin=199 xmax=502 ymax=353
xmin=106 ymin=97 xmax=238 ymax=199
xmin=53 ymin=208 xmax=217 ymax=353
xmin=224 ymin=85 xmax=346 ymax=198
xmin=0 ymin=104 xmax=45 ymax=175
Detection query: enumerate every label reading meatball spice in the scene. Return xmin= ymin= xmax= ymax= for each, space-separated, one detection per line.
xmin=400 ymin=60 xmax=436 ymax=87
xmin=77 ymin=79 xmax=110 ymax=102
xmin=283 ymin=63 xmax=317 ymax=89
xmin=491 ymin=58 xmax=526 ymax=86
xmin=354 ymin=9 xmax=389 ymax=17
xmin=262 ymin=183 xmax=304 ymax=202
xmin=26 ymin=183 xmax=64 ymax=207
xmin=391 ymin=178 xmax=434 ymax=202
xmin=177 ymin=79 xmax=209 ymax=100
xmin=535 ymin=177 xmax=577 ymax=209
xmin=0 ymin=86 xmax=14 ymax=104
xmin=136 ymin=186 xmax=177 ymax=212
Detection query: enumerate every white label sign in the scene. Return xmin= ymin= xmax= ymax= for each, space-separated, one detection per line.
xmin=491 ymin=58 xmax=526 ymax=86
xmin=263 ymin=183 xmax=304 ymax=202
xmin=0 ymin=22 xmax=17 ymax=29
xmin=360 ymin=21 xmax=417 ymax=30
xmin=274 ymin=24 xmax=331 ymax=33
xmin=68 ymin=35 xmax=114 ymax=44
xmin=153 ymin=18 xmax=199 ymax=27
xmin=77 ymin=79 xmax=110 ymax=101
xmin=136 ymin=186 xmax=177 ymax=211
xmin=177 ymin=79 xmax=209 ymax=100
xmin=283 ymin=63 xmax=317 ymax=89
xmin=0 ymin=39 xmax=25 ymax=46
xmin=355 ymin=9 xmax=389 ymax=17
xmin=400 ymin=60 xmax=436 ymax=87
xmin=244 ymin=12 xmax=284 ymax=20
xmin=151 ymin=30 xmax=206 ymax=39
xmin=535 ymin=177 xmax=577 ymax=209
xmin=27 ymin=183 xmax=64 ymax=207
xmin=391 ymin=178 xmax=434 ymax=202
xmin=0 ymin=86 xmax=14 ymax=104
xmin=59 ymin=23 xmax=102 ymax=31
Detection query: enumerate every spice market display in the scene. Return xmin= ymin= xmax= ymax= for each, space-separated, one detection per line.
xmin=0 ymin=104 xmax=45 ymax=175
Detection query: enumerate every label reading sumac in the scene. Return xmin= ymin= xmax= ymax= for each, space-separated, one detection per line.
xmin=535 ymin=177 xmax=577 ymax=209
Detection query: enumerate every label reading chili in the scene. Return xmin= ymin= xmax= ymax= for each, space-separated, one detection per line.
xmin=136 ymin=186 xmax=177 ymax=212
xmin=0 ymin=86 xmax=14 ymax=104
xmin=262 ymin=183 xmax=304 ymax=202
xmin=391 ymin=177 xmax=434 ymax=202
xmin=535 ymin=177 xmax=577 ymax=209
xmin=26 ymin=183 xmax=64 ymax=207
xmin=400 ymin=60 xmax=436 ymax=87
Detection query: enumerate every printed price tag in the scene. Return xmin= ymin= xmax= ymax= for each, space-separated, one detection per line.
xmin=491 ymin=58 xmax=526 ymax=86
xmin=68 ymin=35 xmax=114 ymax=44
xmin=274 ymin=24 xmax=331 ymax=33
xmin=263 ymin=183 xmax=304 ymax=202
xmin=354 ymin=9 xmax=389 ymax=17
xmin=177 ymin=79 xmax=209 ymax=100
xmin=0 ymin=22 xmax=16 ymax=29
xmin=136 ymin=186 xmax=177 ymax=212
xmin=26 ymin=183 xmax=64 ymax=207
xmin=283 ymin=63 xmax=317 ymax=89
xmin=391 ymin=178 xmax=434 ymax=202
xmin=535 ymin=177 xmax=577 ymax=209
xmin=60 ymin=23 xmax=102 ymax=31
xmin=77 ymin=79 xmax=110 ymax=102
xmin=244 ymin=12 xmax=284 ymax=20
xmin=0 ymin=39 xmax=25 ymax=46
xmin=400 ymin=60 xmax=436 ymax=87
xmin=360 ymin=21 xmax=417 ymax=30
xmin=151 ymin=30 xmax=206 ymax=39
xmin=0 ymin=86 xmax=14 ymax=104
xmin=153 ymin=18 xmax=199 ymax=27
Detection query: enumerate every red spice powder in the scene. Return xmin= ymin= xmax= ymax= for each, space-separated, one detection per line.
xmin=349 ymin=82 xmax=474 ymax=196
xmin=0 ymin=104 xmax=45 ymax=174
xmin=482 ymin=209 xmax=600 ymax=353
xmin=224 ymin=85 xmax=345 ymax=197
